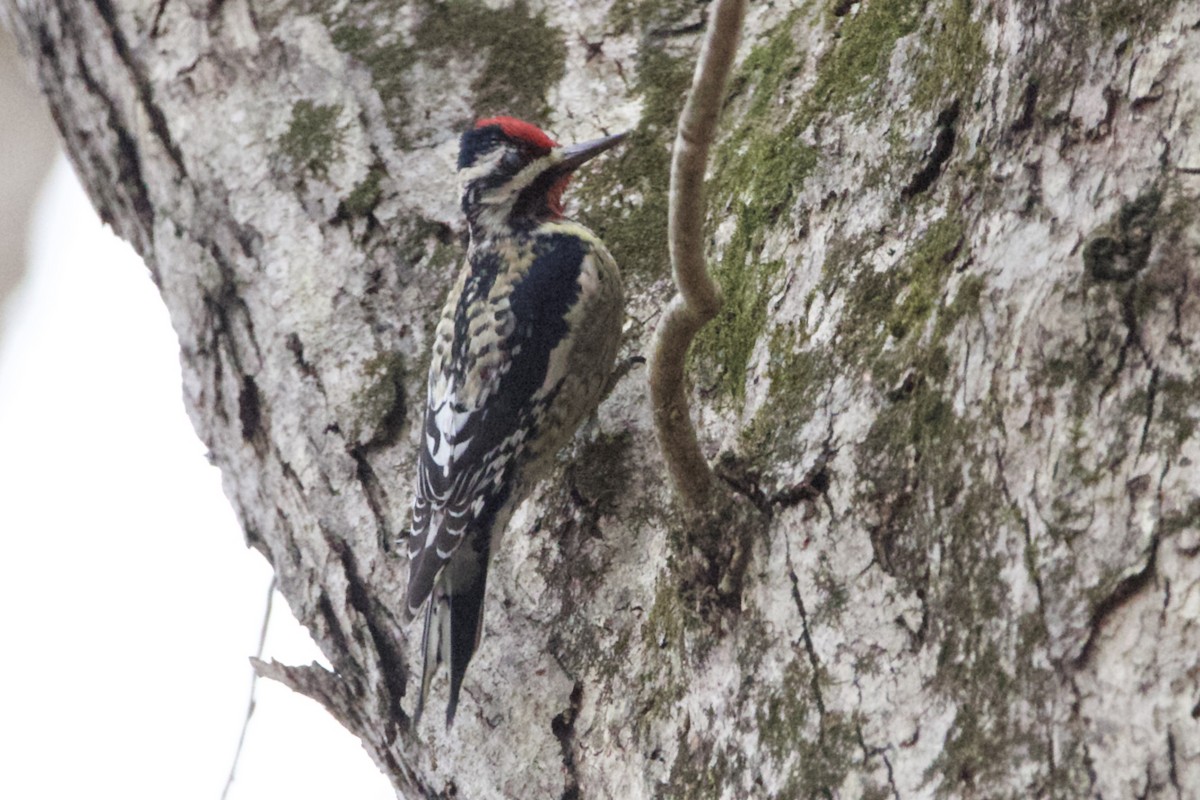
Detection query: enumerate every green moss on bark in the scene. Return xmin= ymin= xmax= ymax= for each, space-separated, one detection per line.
xmin=694 ymin=0 xmax=988 ymax=406
xmin=1063 ymin=0 xmax=1177 ymax=41
xmin=825 ymin=215 xmax=967 ymax=383
xmin=343 ymin=166 xmax=385 ymax=217
xmin=694 ymin=14 xmax=817 ymax=399
xmin=280 ymin=101 xmax=345 ymax=177
xmin=813 ymin=0 xmax=922 ymax=110
xmin=1023 ymin=0 xmax=1178 ymax=114
xmin=741 ymin=327 xmax=832 ymax=458
xmin=415 ymin=0 xmax=566 ymax=120
xmin=1033 ymin=184 xmax=1193 ymax=458
xmin=910 ymin=0 xmax=987 ymax=112
xmin=756 ymin=659 xmax=817 ymax=760
xmin=574 ymin=47 xmax=692 ymax=280
xmin=328 ymin=0 xmax=567 ymax=133
xmin=606 ymin=0 xmax=698 ymax=36
xmin=348 ymin=351 xmax=407 ymax=445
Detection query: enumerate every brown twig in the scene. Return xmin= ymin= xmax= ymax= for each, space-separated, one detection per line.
xmin=649 ymin=0 xmax=746 ymax=512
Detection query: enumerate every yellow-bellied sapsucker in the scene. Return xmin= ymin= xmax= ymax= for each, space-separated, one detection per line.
xmin=404 ymin=117 xmax=626 ymax=725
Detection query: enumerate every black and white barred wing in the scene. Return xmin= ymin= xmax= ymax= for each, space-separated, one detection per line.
xmin=404 ymin=372 xmax=514 ymax=619
xmin=403 ymin=233 xmax=595 ymax=620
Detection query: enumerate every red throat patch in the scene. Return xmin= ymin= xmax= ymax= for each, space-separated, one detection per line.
xmin=546 ymin=175 xmax=571 ymax=218
xmin=475 ymin=116 xmax=558 ymax=153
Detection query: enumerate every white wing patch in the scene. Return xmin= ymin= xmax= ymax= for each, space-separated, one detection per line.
xmin=431 ymin=406 xmax=473 ymax=474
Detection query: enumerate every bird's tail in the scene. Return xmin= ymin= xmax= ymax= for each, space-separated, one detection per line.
xmin=412 ymin=560 xmax=489 ymax=727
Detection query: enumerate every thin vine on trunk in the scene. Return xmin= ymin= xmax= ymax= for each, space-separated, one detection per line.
xmin=649 ymin=0 xmax=747 ymax=514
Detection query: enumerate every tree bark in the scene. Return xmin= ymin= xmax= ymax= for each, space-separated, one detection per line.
xmin=5 ymin=0 xmax=1198 ymax=797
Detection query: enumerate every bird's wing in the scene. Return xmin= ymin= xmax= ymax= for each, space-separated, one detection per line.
xmin=404 ymin=234 xmax=592 ymax=618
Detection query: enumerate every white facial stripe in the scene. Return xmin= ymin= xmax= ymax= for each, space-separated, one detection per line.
xmin=489 ymin=153 xmax=558 ymax=201
xmin=457 ymin=148 xmax=507 ymax=184
xmin=459 ymin=149 xmax=562 ymax=207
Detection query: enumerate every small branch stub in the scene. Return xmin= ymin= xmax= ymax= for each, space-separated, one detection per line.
xmin=649 ymin=0 xmax=747 ymax=513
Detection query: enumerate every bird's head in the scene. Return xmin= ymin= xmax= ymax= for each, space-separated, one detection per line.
xmin=457 ymin=117 xmax=626 ymax=233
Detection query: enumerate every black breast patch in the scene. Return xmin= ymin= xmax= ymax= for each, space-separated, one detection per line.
xmin=501 ymin=233 xmax=586 ymax=404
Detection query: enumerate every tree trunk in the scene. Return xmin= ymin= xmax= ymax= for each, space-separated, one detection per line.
xmin=5 ymin=0 xmax=1198 ymax=796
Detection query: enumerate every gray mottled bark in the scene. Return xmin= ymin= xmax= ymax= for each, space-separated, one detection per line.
xmin=4 ymin=0 xmax=1197 ymax=797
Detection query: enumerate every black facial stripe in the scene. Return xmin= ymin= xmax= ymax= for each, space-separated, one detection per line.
xmin=458 ymin=124 xmax=504 ymax=170
xmin=512 ymin=166 xmax=564 ymax=221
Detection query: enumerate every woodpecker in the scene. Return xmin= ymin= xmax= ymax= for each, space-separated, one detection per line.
xmin=405 ymin=117 xmax=626 ymax=725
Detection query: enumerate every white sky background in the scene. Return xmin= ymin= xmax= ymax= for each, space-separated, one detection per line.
xmin=0 ymin=158 xmax=395 ymax=800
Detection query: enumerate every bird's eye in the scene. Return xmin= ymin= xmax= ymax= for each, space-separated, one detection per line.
xmin=501 ymin=149 xmax=525 ymax=171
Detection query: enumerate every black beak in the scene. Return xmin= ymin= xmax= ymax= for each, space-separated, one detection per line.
xmin=556 ymin=131 xmax=629 ymax=173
